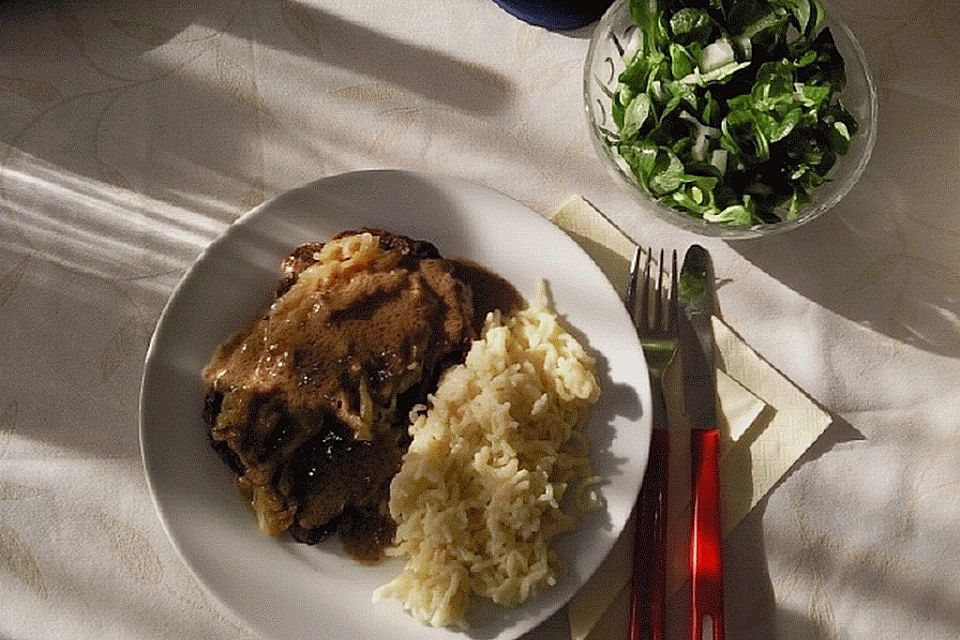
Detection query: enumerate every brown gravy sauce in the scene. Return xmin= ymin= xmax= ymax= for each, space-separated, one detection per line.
xmin=337 ymin=260 xmax=524 ymax=562
xmin=451 ymin=258 xmax=525 ymax=333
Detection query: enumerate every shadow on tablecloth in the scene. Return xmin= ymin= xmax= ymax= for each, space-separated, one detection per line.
xmin=727 ymin=1 xmax=960 ymax=360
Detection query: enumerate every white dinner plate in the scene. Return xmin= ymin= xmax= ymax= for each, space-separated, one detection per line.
xmin=139 ymin=170 xmax=651 ymax=640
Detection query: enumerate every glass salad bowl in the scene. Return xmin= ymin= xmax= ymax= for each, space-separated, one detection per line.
xmin=583 ymin=0 xmax=878 ymax=239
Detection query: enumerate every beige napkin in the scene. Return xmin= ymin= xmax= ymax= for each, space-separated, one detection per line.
xmin=550 ymin=197 xmax=833 ymax=640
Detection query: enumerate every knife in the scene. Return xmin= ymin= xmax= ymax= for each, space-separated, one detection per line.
xmin=677 ymin=245 xmax=725 ymax=640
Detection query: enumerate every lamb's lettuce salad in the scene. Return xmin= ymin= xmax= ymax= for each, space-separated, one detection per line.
xmin=604 ymin=0 xmax=858 ymax=225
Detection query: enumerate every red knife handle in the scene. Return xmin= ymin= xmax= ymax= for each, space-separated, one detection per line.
xmin=629 ymin=428 xmax=669 ymax=640
xmin=690 ymin=428 xmax=724 ymax=640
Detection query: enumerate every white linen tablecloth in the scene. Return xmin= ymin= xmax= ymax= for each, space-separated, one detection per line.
xmin=1 ymin=0 xmax=958 ymax=638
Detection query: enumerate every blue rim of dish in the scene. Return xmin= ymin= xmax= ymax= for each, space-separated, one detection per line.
xmin=491 ymin=0 xmax=612 ymax=30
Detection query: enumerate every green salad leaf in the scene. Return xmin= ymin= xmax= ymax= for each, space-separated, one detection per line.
xmin=609 ymin=0 xmax=859 ymax=225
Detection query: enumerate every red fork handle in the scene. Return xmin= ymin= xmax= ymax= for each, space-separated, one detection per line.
xmin=629 ymin=428 xmax=669 ymax=640
xmin=690 ymin=428 xmax=724 ymax=640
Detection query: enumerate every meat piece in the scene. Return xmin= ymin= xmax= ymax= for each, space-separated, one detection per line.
xmin=276 ymin=242 xmax=325 ymax=297
xmin=276 ymin=229 xmax=442 ymax=297
xmin=202 ymin=230 xmax=474 ymax=558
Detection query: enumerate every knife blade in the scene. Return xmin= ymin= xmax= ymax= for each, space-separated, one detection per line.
xmin=677 ymin=244 xmax=725 ymax=640
xmin=678 ymin=244 xmax=717 ymax=430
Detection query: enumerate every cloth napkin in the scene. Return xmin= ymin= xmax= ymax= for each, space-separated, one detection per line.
xmin=549 ymin=197 xmax=833 ymax=640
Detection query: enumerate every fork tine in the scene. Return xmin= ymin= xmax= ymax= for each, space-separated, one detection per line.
xmin=626 ymin=245 xmax=642 ymax=321
xmin=640 ymin=247 xmax=651 ymax=330
xmin=669 ymin=249 xmax=679 ymax=331
xmin=654 ymin=248 xmax=665 ymax=330
xmin=630 ymin=246 xmax=680 ymax=334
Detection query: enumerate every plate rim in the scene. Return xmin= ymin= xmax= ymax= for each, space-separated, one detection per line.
xmin=139 ymin=168 xmax=651 ymax=640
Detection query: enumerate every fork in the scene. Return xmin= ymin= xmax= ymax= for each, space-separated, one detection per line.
xmin=627 ymin=246 xmax=678 ymax=640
